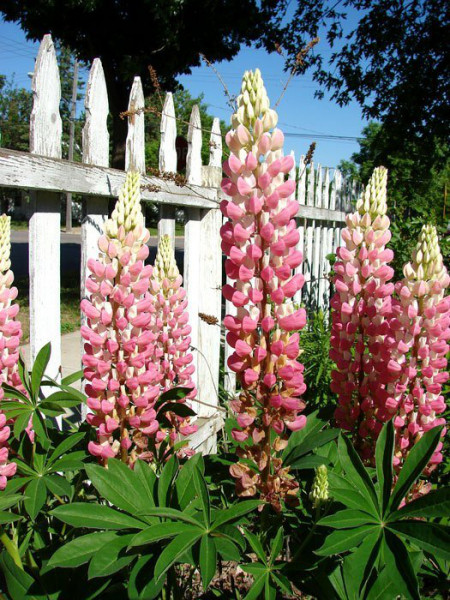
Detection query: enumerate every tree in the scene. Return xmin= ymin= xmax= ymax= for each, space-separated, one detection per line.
xmin=338 ymin=121 xmax=449 ymax=276
xmin=0 ymin=75 xmax=32 ymax=152
xmin=0 ymin=0 xmax=281 ymax=167
xmin=267 ymin=0 xmax=449 ymax=149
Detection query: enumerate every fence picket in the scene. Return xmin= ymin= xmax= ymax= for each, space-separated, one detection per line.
xmin=158 ymin=92 xmax=177 ymax=245
xmin=29 ymin=34 xmax=62 ymax=380
xmin=125 ymin=77 xmax=145 ymax=174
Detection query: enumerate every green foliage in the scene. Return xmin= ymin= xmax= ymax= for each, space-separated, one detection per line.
xmin=0 ymin=75 xmax=32 ymax=152
xmin=315 ymin=422 xmax=449 ymax=600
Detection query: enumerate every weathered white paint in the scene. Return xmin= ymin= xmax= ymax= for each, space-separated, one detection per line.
xmin=186 ymin=105 xmax=202 ymax=185
xmin=307 ymin=161 xmax=315 ymax=206
xmin=125 ymin=77 xmax=146 ymax=174
xmin=0 ymin=149 xmax=218 ymax=209
xmin=209 ymin=117 xmax=222 ymax=168
xmin=157 ymin=92 xmax=177 ymax=246
xmin=29 ymin=34 xmax=61 ymax=381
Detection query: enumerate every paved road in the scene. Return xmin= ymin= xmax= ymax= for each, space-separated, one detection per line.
xmin=11 ymin=230 xmax=185 ymax=278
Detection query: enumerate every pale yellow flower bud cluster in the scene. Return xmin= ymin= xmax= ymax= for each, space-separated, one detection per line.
xmin=404 ymin=224 xmax=447 ymax=283
xmin=153 ymin=234 xmax=179 ymax=283
xmin=309 ymin=464 xmax=329 ymax=508
xmin=104 ymin=172 xmax=144 ymax=239
xmin=0 ymin=214 xmax=11 ymax=273
xmin=231 ymin=68 xmax=277 ymax=131
xmin=356 ymin=166 xmax=388 ymax=218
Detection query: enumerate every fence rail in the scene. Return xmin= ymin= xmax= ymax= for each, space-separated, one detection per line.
xmin=0 ymin=34 xmax=358 ymax=450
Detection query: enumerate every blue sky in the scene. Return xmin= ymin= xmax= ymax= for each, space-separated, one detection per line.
xmin=0 ymin=17 xmax=368 ymax=168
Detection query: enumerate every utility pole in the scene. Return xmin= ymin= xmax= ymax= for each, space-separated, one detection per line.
xmin=66 ymin=59 xmax=79 ymax=232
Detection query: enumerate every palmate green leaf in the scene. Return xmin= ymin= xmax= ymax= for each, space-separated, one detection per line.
xmin=47 ymin=432 xmax=85 ymax=465
xmin=193 ymin=467 xmax=210 ymax=527
xmin=289 ymin=455 xmax=330 ymax=470
xmin=0 ymin=551 xmax=38 ymax=600
xmin=61 ymin=369 xmax=84 ymax=386
xmin=88 ymin=533 xmax=135 ymax=579
xmin=387 ymin=425 xmax=443 ymax=513
xmin=51 ymin=503 xmax=147 ymax=530
xmin=382 ymin=530 xmax=420 ymax=600
xmin=0 ymin=494 xmax=22 ymax=511
xmin=243 ymin=529 xmax=266 ymax=563
xmin=375 ymin=420 xmax=394 ymax=515
xmin=24 ymin=477 xmax=46 ymax=520
xmin=31 ymin=342 xmax=51 ymax=400
xmin=265 ymin=575 xmax=276 ymax=600
xmin=157 ymin=455 xmax=178 ymax=507
xmin=318 ymin=509 xmax=378 ymax=529
xmin=2 ymin=476 xmax=33 ymax=494
xmin=243 ymin=572 xmax=266 ymax=600
xmin=128 ymin=554 xmax=164 ymax=600
xmin=211 ymin=500 xmax=261 ymax=530
xmin=391 ymin=486 xmax=450 ymax=520
xmin=44 ymin=474 xmax=72 ymax=498
xmin=388 ymin=521 xmax=450 ymax=561
xmin=315 ymin=525 xmax=379 ymax=556
xmin=1 ymin=383 xmax=30 ymax=403
xmin=330 ymin=487 xmax=375 ymax=515
xmin=0 ymin=512 xmax=22 ymax=524
xmin=86 ymin=461 xmax=149 ymax=514
xmin=216 ymin=524 xmax=246 ymax=552
xmin=215 ymin=536 xmax=241 ymax=561
xmin=338 ymin=435 xmax=379 ymax=516
xmin=134 ymin=459 xmax=156 ymax=507
xmin=13 ymin=410 xmax=33 ymax=439
xmin=341 ymin=530 xmax=381 ymax=600
xmin=129 ymin=522 xmax=200 ymax=548
xmin=269 ymin=527 xmax=283 ymax=565
xmin=18 ymin=352 xmax=30 ymax=392
xmin=283 ymin=429 xmax=339 ymax=467
xmin=47 ymin=451 xmax=87 ymax=473
xmin=42 ymin=390 xmax=84 ymax=406
xmin=271 ymin=571 xmax=293 ymax=596
xmin=365 ymin=566 xmax=397 ymax=600
xmin=139 ymin=506 xmax=201 ymax=527
xmin=155 ymin=386 xmax=192 ymax=408
xmin=46 ymin=532 xmax=117 ymax=569
xmin=199 ymin=535 xmax=217 ymax=589
xmin=176 ymin=453 xmax=204 ymax=509
xmin=14 ymin=459 xmax=37 ymax=477
xmin=157 ymin=402 xmax=196 ymax=419
xmin=32 ymin=411 xmax=48 ymax=444
xmin=154 ymin=530 xmax=202 ymax=581
xmin=240 ymin=563 xmax=267 ymax=576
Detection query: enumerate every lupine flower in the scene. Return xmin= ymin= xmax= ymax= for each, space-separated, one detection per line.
xmin=221 ymin=69 xmax=307 ymax=510
xmin=386 ymin=225 xmax=448 ymax=488
xmin=309 ymin=464 xmax=329 ymax=509
xmin=330 ymin=167 xmax=395 ymax=459
xmin=0 ymin=215 xmax=22 ymax=489
xmin=81 ymin=172 xmax=162 ymax=465
xmin=150 ymin=234 xmax=197 ymax=442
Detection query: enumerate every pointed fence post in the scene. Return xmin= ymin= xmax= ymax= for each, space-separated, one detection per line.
xmin=125 ymin=77 xmax=146 ymax=175
xmin=158 ymin=92 xmax=177 ymax=246
xmin=29 ymin=34 xmax=62 ymax=380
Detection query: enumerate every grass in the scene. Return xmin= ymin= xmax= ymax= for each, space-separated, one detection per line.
xmin=15 ymin=271 xmax=81 ymax=344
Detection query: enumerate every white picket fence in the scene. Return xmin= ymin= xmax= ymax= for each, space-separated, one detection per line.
xmin=0 ymin=35 xmax=356 ymax=450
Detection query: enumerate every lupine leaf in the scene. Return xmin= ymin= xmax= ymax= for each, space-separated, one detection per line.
xmin=140 ymin=506 xmax=202 ymax=527
xmin=387 ymin=426 xmax=443 ymax=513
xmin=46 ymin=532 xmax=117 ymax=569
xmin=289 ymin=455 xmax=330 ymax=470
xmin=243 ymin=529 xmax=266 ymax=563
xmin=128 ymin=554 xmax=164 ymax=600
xmin=211 ymin=500 xmax=261 ymax=530
xmin=0 ymin=551 xmax=38 ymax=600
xmin=269 ymin=527 xmax=283 ymax=565
xmin=176 ymin=453 xmax=204 ymax=509
xmin=387 ymin=521 xmax=450 ymax=561
xmin=1 ymin=383 xmax=31 ymax=403
xmin=318 ymin=509 xmax=378 ymax=529
xmin=24 ymin=477 xmax=46 ymax=520
xmin=330 ymin=487 xmax=374 ymax=514
xmin=342 ymin=530 xmax=381 ymax=599
xmin=0 ymin=513 xmax=22 ymax=524
xmin=375 ymin=420 xmax=394 ymax=515
xmin=193 ymin=467 xmax=210 ymax=527
xmin=214 ymin=536 xmax=241 ymax=561
xmin=51 ymin=503 xmax=147 ymax=530
xmin=154 ymin=531 xmax=202 ymax=581
xmin=382 ymin=530 xmax=420 ymax=600
xmin=44 ymin=475 xmax=72 ymax=498
xmin=61 ymin=369 xmax=84 ymax=385
xmin=86 ymin=461 xmax=148 ymax=514
xmin=158 ymin=455 xmax=178 ymax=507
xmin=390 ymin=486 xmax=450 ymax=520
xmin=88 ymin=534 xmax=135 ymax=579
xmin=129 ymin=522 xmax=199 ymax=548
xmin=243 ymin=572 xmax=266 ymax=600
xmin=199 ymin=535 xmax=216 ymax=589
xmin=316 ymin=525 xmax=378 ymax=556
xmin=134 ymin=459 xmax=156 ymax=507
xmin=47 ymin=432 xmax=85 ymax=465
xmin=365 ymin=566 xmax=397 ymax=600
xmin=0 ymin=494 xmax=22 ymax=511
xmin=31 ymin=342 xmax=51 ymax=400
xmin=338 ymin=435 xmax=379 ymax=516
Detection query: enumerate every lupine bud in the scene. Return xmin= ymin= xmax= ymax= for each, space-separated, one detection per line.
xmin=387 ymin=225 xmax=448 ymax=491
xmin=309 ymin=464 xmax=329 ymax=508
xmin=82 ymin=172 xmax=162 ymax=465
xmin=331 ymin=167 xmax=394 ymax=459
xmin=0 ymin=215 xmax=22 ymax=489
xmin=150 ymin=235 xmax=197 ymax=444
xmin=222 ymin=70 xmax=306 ymax=511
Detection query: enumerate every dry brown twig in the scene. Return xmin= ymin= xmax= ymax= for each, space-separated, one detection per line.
xmin=199 ymin=53 xmax=237 ymax=110
xmin=274 ymin=37 xmax=319 ymax=108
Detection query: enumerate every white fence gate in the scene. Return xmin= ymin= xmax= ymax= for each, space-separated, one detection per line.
xmin=0 ymin=35 xmax=356 ymax=450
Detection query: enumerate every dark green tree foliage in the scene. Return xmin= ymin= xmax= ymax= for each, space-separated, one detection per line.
xmin=0 ymin=0 xmax=280 ymax=166
xmin=0 ymin=75 xmax=32 ymax=152
xmin=338 ymin=122 xmax=449 ymax=276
